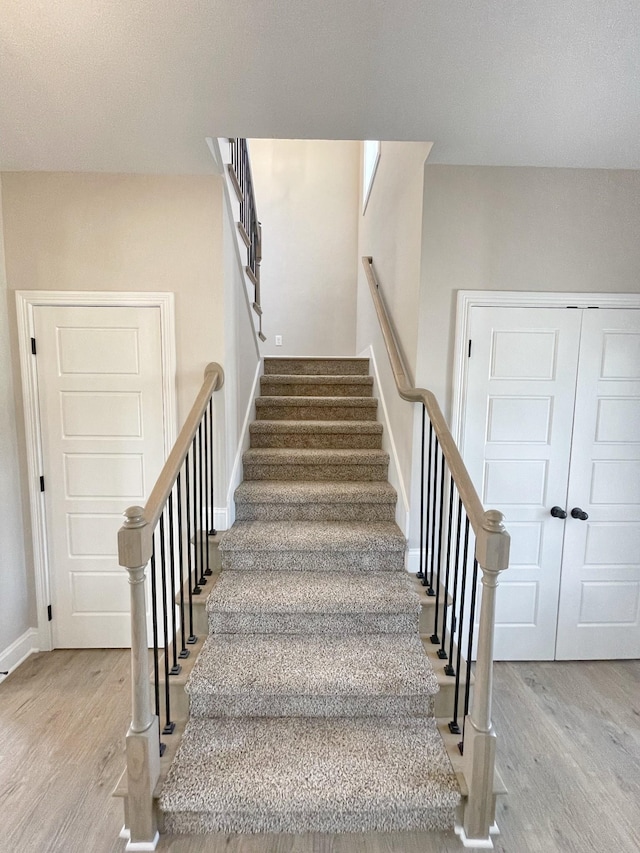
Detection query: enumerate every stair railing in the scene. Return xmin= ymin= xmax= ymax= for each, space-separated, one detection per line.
xmin=362 ymin=257 xmax=510 ymax=846
xmin=228 ymin=138 xmax=265 ymax=339
xmin=117 ymin=362 xmax=224 ymax=850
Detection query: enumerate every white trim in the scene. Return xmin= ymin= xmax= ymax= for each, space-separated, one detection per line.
xmin=361 ymin=344 xmax=410 ymax=536
xmin=454 ymin=823 xmax=496 ymax=848
xmin=362 ymin=140 xmax=381 ymax=214
xmin=225 ymin=359 xmax=263 ymax=526
xmin=125 ymin=832 xmax=159 ymax=852
xmin=451 ymin=290 xmax=640 ymax=450
xmin=15 ymin=291 xmax=177 ymax=652
xmin=0 ymin=628 xmax=39 ymax=683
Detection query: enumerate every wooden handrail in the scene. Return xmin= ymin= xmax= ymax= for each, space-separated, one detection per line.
xmin=118 ymin=362 xmax=224 ymax=572
xmin=363 ymin=255 xmax=509 ymax=845
xmin=362 ymin=257 xmax=487 ymax=536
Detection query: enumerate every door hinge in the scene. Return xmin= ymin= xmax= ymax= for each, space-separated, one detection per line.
xmin=40 ymin=476 xmax=45 ymax=492
xmin=31 ymin=337 xmax=37 ymax=355
xmin=468 ymin=340 xmax=472 ymax=358
xmin=47 ymin=605 xmax=53 ymax=622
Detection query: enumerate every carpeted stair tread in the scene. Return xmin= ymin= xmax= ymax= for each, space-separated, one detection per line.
xmin=159 ymin=716 xmax=460 ymax=833
xmin=235 ymin=479 xmax=396 ymax=505
xmin=220 ymin=519 xmax=405 ymax=553
xmin=249 ymin=419 xmax=383 ymax=449
xmin=205 ymin=570 xmax=419 ymax=634
xmin=263 ymin=357 xmax=370 ymax=376
xmin=260 ymin=374 xmax=374 ymax=397
xmin=242 ymin=447 xmax=389 ymax=481
xmin=234 ymin=480 xmax=396 ymax=521
xmin=186 ymin=633 xmax=438 ymax=717
xmin=255 ymin=396 xmax=378 ymax=421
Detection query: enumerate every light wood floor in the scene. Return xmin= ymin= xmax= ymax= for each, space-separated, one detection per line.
xmin=1 ymin=652 xmax=638 ymax=853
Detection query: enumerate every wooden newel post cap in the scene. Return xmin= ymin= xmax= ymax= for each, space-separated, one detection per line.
xmin=482 ymin=509 xmax=505 ymax=534
xmin=123 ymin=506 xmax=146 ymax=528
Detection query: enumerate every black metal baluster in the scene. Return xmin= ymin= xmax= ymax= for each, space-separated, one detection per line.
xmin=149 ymin=534 xmax=164 ymax=756
xmin=445 ymin=497 xmax=464 ymax=676
xmin=449 ymin=515 xmax=471 ymax=738
xmin=204 ymin=404 xmax=212 ymax=577
xmin=430 ymin=446 xmax=447 ymax=646
xmin=439 ymin=476 xmax=456 ymax=661
xmin=167 ymin=492 xmax=181 ymax=676
xmin=176 ymin=470 xmax=189 ymax=659
xmin=197 ymin=421 xmax=206 ymax=588
xmin=209 ymin=396 xmax=216 ymax=538
xmin=416 ymin=406 xmax=426 ymax=580
xmin=427 ymin=433 xmax=439 ymax=596
xmin=422 ymin=421 xmax=434 ymax=591
xmin=159 ymin=512 xmax=175 ymax=735
xmin=190 ymin=436 xmax=201 ymax=598
xmin=460 ymin=557 xmax=480 ymax=753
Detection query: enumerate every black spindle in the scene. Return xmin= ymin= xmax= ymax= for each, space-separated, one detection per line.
xmin=176 ymin=470 xmax=189 ymax=659
xmin=427 ymin=433 xmax=439 ymax=596
xmin=449 ymin=515 xmax=471 ymax=737
xmin=417 ymin=406 xmax=426 ymax=580
xmin=149 ymin=536 xmax=164 ymax=756
xmin=445 ymin=497 xmax=464 ymax=677
xmin=438 ymin=476 xmax=456 ymax=661
xmin=204 ymin=405 xmax=212 ymax=577
xmin=167 ymin=492 xmax=181 ymax=676
xmin=198 ymin=422 xmax=206 ymax=587
xmin=460 ymin=558 xmax=480 ymax=752
xmin=159 ymin=512 xmax=175 ymax=735
xmin=422 ymin=421 xmax=434 ymax=590
xmin=430 ymin=446 xmax=447 ymax=645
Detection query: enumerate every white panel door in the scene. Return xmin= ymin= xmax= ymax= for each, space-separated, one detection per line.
xmin=463 ymin=307 xmax=582 ymax=659
xmin=555 ymin=310 xmax=640 ymax=659
xmin=34 ymin=305 xmax=167 ymax=648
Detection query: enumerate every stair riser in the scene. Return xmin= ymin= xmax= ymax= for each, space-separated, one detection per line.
xmin=263 ymin=358 xmax=369 ymax=376
xmin=243 ymin=463 xmax=389 ymax=481
xmin=163 ymin=805 xmax=456 ymax=835
xmin=256 ymin=403 xmax=377 ymax=421
xmin=433 ymin=680 xmax=474 ymax=719
xmin=188 ymin=693 xmax=434 ymax=719
xmin=221 ymin=551 xmax=405 ymax=572
xmin=250 ymin=432 xmax=382 ymax=449
xmin=234 ymin=502 xmax=396 ymax=522
xmin=260 ymin=380 xmax=373 ymax=397
xmin=208 ymin=611 xmax=419 ymax=635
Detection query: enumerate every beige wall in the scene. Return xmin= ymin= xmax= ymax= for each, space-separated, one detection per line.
xmin=418 ymin=165 xmax=640 ymax=418
xmin=355 ymin=142 xmax=432 ymax=533
xmin=1 ymin=172 xmax=225 ymax=639
xmin=2 ymin=172 xmax=225 ymax=424
xmin=0 ymin=177 xmax=33 ymax=652
xmin=249 ymin=139 xmax=359 ymax=357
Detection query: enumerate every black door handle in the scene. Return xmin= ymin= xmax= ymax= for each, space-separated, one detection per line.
xmin=571 ymin=507 xmax=589 ymax=521
xmin=550 ymin=506 xmax=567 ymax=519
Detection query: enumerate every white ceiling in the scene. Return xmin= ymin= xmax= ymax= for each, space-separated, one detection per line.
xmin=1 ymin=1 xmax=639 ymax=173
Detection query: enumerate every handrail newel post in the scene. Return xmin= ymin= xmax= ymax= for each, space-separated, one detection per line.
xmin=461 ymin=509 xmax=510 ymax=846
xmin=119 ymin=506 xmax=160 ymax=851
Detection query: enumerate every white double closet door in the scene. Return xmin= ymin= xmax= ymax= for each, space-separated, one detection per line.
xmin=462 ymin=306 xmax=640 ymax=660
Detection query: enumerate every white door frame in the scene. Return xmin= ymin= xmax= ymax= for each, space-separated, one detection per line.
xmin=16 ymin=291 xmax=177 ymax=652
xmin=452 ymin=290 xmax=640 ymax=450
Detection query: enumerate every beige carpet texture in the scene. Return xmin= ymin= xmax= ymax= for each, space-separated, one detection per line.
xmin=159 ymin=357 xmax=460 ymax=834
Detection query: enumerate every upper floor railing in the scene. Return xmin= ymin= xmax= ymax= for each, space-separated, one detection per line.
xmin=362 ymin=256 xmax=510 ymax=846
xmin=228 ymin=138 xmax=265 ymax=340
xmin=117 ymin=362 xmax=224 ymax=849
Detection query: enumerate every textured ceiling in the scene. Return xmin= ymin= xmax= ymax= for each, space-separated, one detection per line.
xmin=1 ymin=1 xmax=639 ymax=173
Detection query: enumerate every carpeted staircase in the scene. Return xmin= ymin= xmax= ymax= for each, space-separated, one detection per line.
xmin=159 ymin=357 xmax=461 ymax=834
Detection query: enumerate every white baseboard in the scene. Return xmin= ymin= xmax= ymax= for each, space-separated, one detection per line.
xmin=124 ymin=831 xmax=160 ymax=852
xmin=225 ymin=359 xmax=263 ymax=526
xmin=454 ymin=822 xmax=499 ymax=848
xmin=0 ymin=627 xmax=39 ymax=683
xmin=213 ymin=507 xmax=229 ymax=531
xmin=360 ymin=345 xmax=410 ymax=536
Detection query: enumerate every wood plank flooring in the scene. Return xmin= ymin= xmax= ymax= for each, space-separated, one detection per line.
xmin=0 ymin=652 xmax=638 ymax=852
